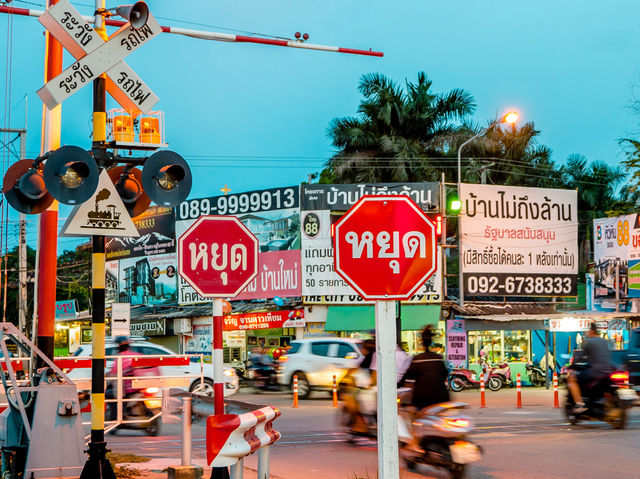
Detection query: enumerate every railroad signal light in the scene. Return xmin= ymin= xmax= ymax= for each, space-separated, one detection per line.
xmin=108 ymin=166 xmax=151 ymax=218
xmin=140 ymin=116 xmax=161 ymax=144
xmin=43 ymin=146 xmax=99 ymax=205
xmin=113 ymin=114 xmax=134 ymax=142
xmin=2 ymin=159 xmax=54 ymax=214
xmin=450 ymin=199 xmax=461 ymax=212
xmin=142 ymin=150 xmax=192 ymax=206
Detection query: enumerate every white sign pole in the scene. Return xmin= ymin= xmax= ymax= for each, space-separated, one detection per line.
xmin=212 ymin=297 xmax=225 ymax=414
xmin=375 ymin=299 xmax=399 ymax=479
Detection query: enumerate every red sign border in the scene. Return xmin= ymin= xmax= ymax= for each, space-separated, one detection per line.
xmin=334 ymin=195 xmax=437 ymax=300
xmin=178 ymin=215 xmax=259 ymax=298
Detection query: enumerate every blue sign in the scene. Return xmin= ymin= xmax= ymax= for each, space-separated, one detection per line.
xmin=55 ymin=300 xmax=78 ymax=319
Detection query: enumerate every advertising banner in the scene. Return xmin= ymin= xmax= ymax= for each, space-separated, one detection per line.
xmin=300 ymin=208 xmax=442 ymax=304
xmin=446 ymin=319 xmax=467 ymax=369
xmin=106 ymin=206 xmax=176 ymax=260
xmin=593 ymin=214 xmax=640 ymax=299
xmin=118 ymin=252 xmax=177 ymax=306
xmin=460 ymin=184 xmax=578 ymax=297
xmin=223 ymin=310 xmax=305 ymax=331
xmin=106 ymin=260 xmax=119 ymax=304
xmin=130 ymin=318 xmax=165 ymax=336
xmin=55 ymin=300 xmax=78 ymax=319
xmin=185 ymin=324 xmax=212 ymax=362
xmin=176 ymin=186 xmax=301 ymax=304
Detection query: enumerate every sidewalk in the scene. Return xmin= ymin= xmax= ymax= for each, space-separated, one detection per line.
xmin=117 ymin=458 xmax=278 ymax=479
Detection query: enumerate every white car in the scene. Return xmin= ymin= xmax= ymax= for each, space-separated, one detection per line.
xmin=277 ymin=338 xmax=364 ymax=398
xmin=65 ymin=338 xmax=239 ymax=397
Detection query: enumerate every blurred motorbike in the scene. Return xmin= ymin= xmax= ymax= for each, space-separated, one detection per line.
xmin=246 ymin=355 xmax=280 ymax=392
xmin=525 ymin=361 xmax=546 ymax=387
xmin=106 ymin=386 xmax=162 ymax=436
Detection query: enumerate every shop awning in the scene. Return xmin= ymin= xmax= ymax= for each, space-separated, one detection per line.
xmin=324 ymin=305 xmax=441 ymax=332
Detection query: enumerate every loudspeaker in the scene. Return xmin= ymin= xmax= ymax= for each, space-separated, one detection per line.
xmin=116 ymin=1 xmax=149 ymax=30
xmin=43 ymin=145 xmax=99 ymax=205
xmin=2 ymin=159 xmax=54 ymax=214
xmin=142 ymin=150 xmax=192 ymax=207
xmin=108 ymin=166 xmax=151 ymax=218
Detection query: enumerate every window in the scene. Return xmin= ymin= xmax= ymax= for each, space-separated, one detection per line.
xmin=335 ymin=343 xmax=357 ymax=358
xmin=310 ymin=342 xmax=332 ymax=356
xmin=288 ymin=342 xmax=302 ymax=354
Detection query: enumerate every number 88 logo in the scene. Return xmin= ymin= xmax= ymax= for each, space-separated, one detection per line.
xmin=617 ymin=220 xmax=630 ymax=246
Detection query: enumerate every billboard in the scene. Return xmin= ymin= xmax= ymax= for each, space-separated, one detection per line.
xmin=175 ymin=186 xmax=301 ymax=304
xmin=118 ymin=252 xmax=177 ymax=306
xmin=106 ymin=206 xmax=176 ymax=260
xmin=300 ymin=183 xmax=442 ymax=304
xmin=460 ymin=184 xmax=578 ymax=297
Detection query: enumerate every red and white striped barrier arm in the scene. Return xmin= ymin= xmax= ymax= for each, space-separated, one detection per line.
xmin=0 ymin=6 xmax=383 ymax=57
xmin=206 ymin=406 xmax=281 ymax=467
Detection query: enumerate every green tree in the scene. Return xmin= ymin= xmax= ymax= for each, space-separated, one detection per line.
xmin=326 ymin=72 xmax=475 ymax=183
xmin=0 ymin=246 xmax=36 ymax=327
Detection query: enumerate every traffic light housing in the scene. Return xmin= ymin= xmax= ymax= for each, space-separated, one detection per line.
xmin=108 ymin=166 xmax=151 ymax=218
xmin=2 ymin=159 xmax=54 ymax=214
xmin=142 ymin=150 xmax=192 ymax=207
xmin=43 ymin=145 xmax=99 ymax=205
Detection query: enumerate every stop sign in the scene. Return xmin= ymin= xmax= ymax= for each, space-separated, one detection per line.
xmin=334 ymin=195 xmax=437 ymax=300
xmin=178 ymin=216 xmax=259 ymax=298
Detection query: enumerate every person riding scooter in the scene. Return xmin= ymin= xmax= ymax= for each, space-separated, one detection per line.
xmin=567 ymin=322 xmax=614 ymax=414
xmin=400 ymin=325 xmax=449 ymax=410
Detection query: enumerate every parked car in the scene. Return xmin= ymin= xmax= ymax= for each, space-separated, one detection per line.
xmin=64 ymin=338 xmax=239 ymax=397
xmin=277 ymin=338 xmax=364 ymax=398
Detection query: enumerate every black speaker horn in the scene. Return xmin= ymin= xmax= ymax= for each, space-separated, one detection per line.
xmin=43 ymin=145 xmax=99 ymax=205
xmin=116 ymin=1 xmax=149 ymax=30
xmin=108 ymin=166 xmax=151 ymax=218
xmin=142 ymin=150 xmax=192 ymax=207
xmin=2 ymin=159 xmax=54 ymax=214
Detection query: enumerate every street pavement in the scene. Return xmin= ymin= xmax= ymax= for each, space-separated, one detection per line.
xmin=107 ymin=387 xmax=640 ymax=478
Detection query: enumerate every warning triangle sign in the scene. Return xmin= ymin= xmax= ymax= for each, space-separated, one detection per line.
xmin=60 ymin=170 xmax=140 ymax=238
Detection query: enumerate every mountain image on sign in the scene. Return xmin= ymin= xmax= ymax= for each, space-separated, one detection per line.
xmin=82 ymin=188 xmax=123 ymax=230
xmin=60 ymin=170 xmax=139 ymax=238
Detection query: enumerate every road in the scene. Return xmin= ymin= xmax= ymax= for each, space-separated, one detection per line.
xmin=106 ymin=387 xmax=640 ymax=478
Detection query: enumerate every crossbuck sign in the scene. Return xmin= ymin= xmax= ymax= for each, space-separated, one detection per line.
xmin=37 ymin=0 xmax=160 ymax=113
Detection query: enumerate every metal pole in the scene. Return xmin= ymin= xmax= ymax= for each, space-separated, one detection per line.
xmin=257 ymin=446 xmax=270 ymax=479
xmin=213 ymin=297 xmax=225 ymax=414
xmin=18 ymin=130 xmax=27 ymax=334
xmin=544 ymin=329 xmax=550 ymax=390
xmin=441 ymin=173 xmax=447 ymax=299
xmin=615 ymin=260 xmax=620 ymax=312
xmin=80 ymin=3 xmax=115 ymax=477
xmin=182 ymin=396 xmax=192 ymax=466
xmin=375 ymin=300 xmax=399 ymax=479
xmin=36 ymin=0 xmax=63 ymax=366
xmin=229 ymin=458 xmax=244 ymax=479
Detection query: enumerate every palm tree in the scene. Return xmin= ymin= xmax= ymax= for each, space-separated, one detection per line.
xmin=326 ymin=72 xmax=475 ymax=183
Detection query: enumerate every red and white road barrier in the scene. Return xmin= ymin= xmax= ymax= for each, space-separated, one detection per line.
xmin=553 ymin=372 xmax=559 ymax=408
xmin=213 ymin=298 xmax=224 ymax=415
xmin=332 ymin=375 xmax=338 ymax=408
xmin=206 ymin=406 xmax=281 ymax=467
xmin=516 ymin=373 xmax=522 ymax=408
xmin=293 ymin=374 xmax=299 ymax=408
xmin=480 ymin=377 xmax=486 ymax=408
xmin=0 ymin=6 xmax=383 ymax=58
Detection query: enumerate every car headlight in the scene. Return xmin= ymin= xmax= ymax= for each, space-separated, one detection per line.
xmin=223 ymin=369 xmax=234 ymax=377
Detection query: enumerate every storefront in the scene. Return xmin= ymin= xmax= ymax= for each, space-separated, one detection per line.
xmin=322 ymin=304 xmax=442 ymax=355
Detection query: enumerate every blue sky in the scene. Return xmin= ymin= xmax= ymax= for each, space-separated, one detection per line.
xmin=2 ymin=0 xmax=640 ymax=251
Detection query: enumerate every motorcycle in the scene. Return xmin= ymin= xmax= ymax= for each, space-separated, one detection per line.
xmin=340 ymin=387 xmax=482 ymax=479
xmin=246 ymin=356 xmax=280 ymax=392
xmin=489 ymin=361 xmax=512 ymax=388
xmin=105 ymin=386 xmax=162 ymax=436
xmin=564 ymin=366 xmax=636 ymax=429
xmin=525 ymin=361 xmax=546 ymax=387
xmin=448 ymin=367 xmax=503 ymax=392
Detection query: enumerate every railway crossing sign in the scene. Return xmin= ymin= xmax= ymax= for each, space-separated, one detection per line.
xmin=60 ymin=170 xmax=139 ymax=237
xmin=37 ymin=0 xmax=160 ymax=113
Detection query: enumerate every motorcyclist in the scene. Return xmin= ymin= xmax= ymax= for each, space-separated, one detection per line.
xmin=567 ymin=322 xmax=614 ymax=413
xmin=400 ymin=325 xmax=450 ymax=410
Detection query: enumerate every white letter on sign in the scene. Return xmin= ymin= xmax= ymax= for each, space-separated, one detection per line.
xmin=402 ymin=231 xmax=426 ymax=258
xmin=345 ymin=231 xmax=374 ymax=258
xmin=189 ymin=243 xmax=209 ymax=271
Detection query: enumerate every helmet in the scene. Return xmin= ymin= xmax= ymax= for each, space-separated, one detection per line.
xmin=115 ymin=335 xmax=130 ymax=351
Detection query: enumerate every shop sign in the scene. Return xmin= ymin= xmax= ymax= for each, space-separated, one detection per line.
xmin=446 ymin=320 xmax=467 ymax=369
xmin=106 ymin=206 xmax=176 ymax=260
xmin=185 ymin=324 xmax=212 ymax=361
xmin=111 ymin=302 xmax=131 ymax=337
xmin=300 ymin=208 xmax=442 ymax=303
xmin=303 ymin=322 xmax=336 ymax=338
xmin=548 ymin=318 xmax=608 ymax=332
xmin=224 ymin=331 xmax=245 ymax=348
xmin=175 ymin=186 xmax=301 ymax=305
xmin=130 ymin=318 xmax=165 ymax=336
xmin=460 ymin=184 xmax=578 ymax=297
xmin=55 ymin=300 xmax=77 ymax=319
xmin=223 ymin=310 xmax=305 ymax=331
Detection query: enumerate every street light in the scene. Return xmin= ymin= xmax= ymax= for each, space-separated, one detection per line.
xmin=457 ymin=111 xmax=518 ymax=307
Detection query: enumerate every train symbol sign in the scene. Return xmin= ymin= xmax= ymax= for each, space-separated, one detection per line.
xmin=60 ymin=170 xmax=139 ymax=237
xmin=333 ymin=195 xmax=437 ymax=300
xmin=37 ymin=0 xmax=160 ymax=113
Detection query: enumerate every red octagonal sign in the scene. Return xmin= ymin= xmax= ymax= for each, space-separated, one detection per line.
xmin=178 ymin=216 xmax=259 ymax=298
xmin=334 ymin=195 xmax=437 ymax=300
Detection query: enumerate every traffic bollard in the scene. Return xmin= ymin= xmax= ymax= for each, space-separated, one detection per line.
xmin=293 ymin=374 xmax=299 ymax=408
xmin=516 ymin=373 xmax=522 ymax=408
xmin=332 ymin=375 xmax=338 ymax=408
xmin=480 ymin=377 xmax=486 ymax=408
xmin=182 ymin=396 xmax=192 ymax=466
xmin=553 ymin=372 xmax=559 ymax=408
